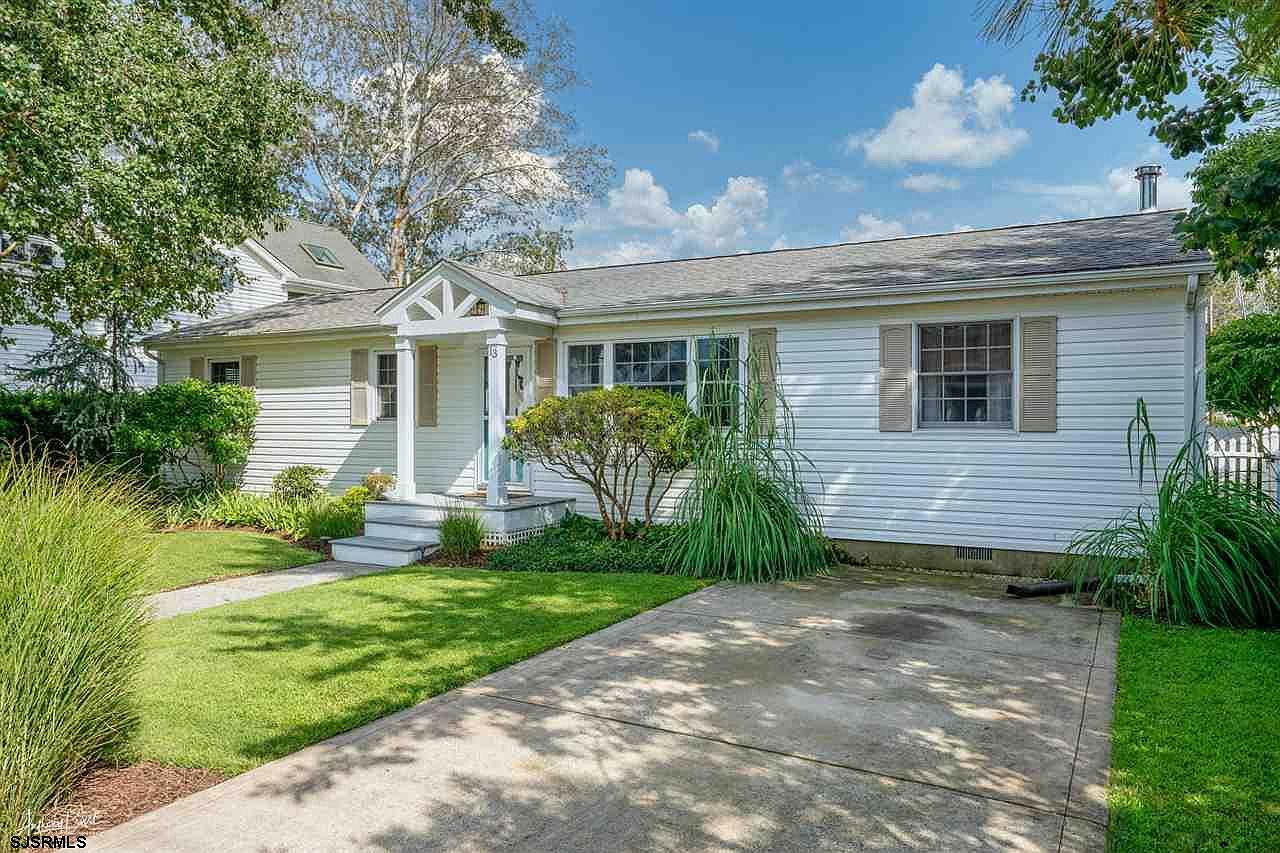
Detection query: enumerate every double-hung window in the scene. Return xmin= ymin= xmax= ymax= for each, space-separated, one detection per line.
xmin=918 ymin=321 xmax=1013 ymax=426
xmin=209 ymin=359 xmax=240 ymax=386
xmin=566 ymin=344 xmax=604 ymax=395
xmin=695 ymin=337 xmax=740 ymax=426
xmin=375 ymin=353 xmax=397 ymax=420
xmin=613 ymin=340 xmax=687 ymax=397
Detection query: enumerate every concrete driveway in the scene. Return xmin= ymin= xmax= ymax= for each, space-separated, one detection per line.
xmin=95 ymin=568 xmax=1117 ymax=852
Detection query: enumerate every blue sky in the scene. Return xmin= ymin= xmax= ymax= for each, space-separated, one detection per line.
xmin=544 ymin=0 xmax=1197 ymax=267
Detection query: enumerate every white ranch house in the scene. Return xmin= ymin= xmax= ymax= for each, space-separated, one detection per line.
xmin=143 ymin=210 xmax=1212 ymax=573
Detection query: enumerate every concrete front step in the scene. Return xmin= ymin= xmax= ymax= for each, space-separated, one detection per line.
xmin=365 ymin=518 xmax=442 ymax=545
xmin=331 ymin=535 xmax=435 ymax=567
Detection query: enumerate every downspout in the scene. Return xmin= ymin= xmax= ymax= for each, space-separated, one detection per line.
xmin=1183 ymin=273 xmax=1202 ymax=443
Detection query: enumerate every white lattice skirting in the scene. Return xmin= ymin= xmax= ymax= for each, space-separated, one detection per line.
xmin=482 ymin=524 xmax=552 ymax=546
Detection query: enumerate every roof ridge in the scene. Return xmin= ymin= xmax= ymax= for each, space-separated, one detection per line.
xmin=525 ymin=209 xmax=1187 ymax=277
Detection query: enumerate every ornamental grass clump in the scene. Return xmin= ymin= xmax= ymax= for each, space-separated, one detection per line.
xmin=439 ymin=502 xmax=487 ymax=559
xmin=0 ymin=453 xmax=155 ymax=836
xmin=1063 ymin=399 xmax=1280 ymax=627
xmin=671 ymin=335 xmax=828 ymax=582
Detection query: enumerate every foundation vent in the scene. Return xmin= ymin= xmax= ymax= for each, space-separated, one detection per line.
xmin=954 ymin=545 xmax=994 ymax=562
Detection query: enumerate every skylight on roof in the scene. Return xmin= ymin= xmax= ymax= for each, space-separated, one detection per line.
xmin=300 ymin=242 xmax=344 ymax=269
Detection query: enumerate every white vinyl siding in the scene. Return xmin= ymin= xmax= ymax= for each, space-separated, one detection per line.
xmin=157 ymin=336 xmax=483 ymax=496
xmin=546 ymin=285 xmax=1191 ymax=554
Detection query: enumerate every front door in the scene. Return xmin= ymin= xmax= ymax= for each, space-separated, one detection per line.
xmin=481 ymin=346 xmax=532 ymax=489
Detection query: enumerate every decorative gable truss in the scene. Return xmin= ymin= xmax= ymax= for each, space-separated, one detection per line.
xmin=376 ymin=261 xmax=560 ymax=339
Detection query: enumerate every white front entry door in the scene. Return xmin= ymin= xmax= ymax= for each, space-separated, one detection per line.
xmin=481 ymin=346 xmax=533 ymax=488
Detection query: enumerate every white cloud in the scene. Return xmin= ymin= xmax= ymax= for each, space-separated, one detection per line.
xmin=951 ymin=224 xmax=976 ymax=233
xmin=585 ymin=168 xmax=683 ymax=231
xmin=770 ymin=236 xmax=790 ymax=251
xmin=1008 ymin=165 xmax=1191 ymax=216
xmin=841 ymin=213 xmax=908 ymax=243
xmin=781 ymin=159 xmax=863 ymax=193
xmin=573 ymin=169 xmax=771 ymax=264
xmin=681 ymin=176 xmax=769 ymax=249
xmin=688 ymin=129 xmax=721 ymax=153
xmin=854 ymin=64 xmax=1029 ymax=168
xmin=902 ymin=173 xmax=962 ymax=192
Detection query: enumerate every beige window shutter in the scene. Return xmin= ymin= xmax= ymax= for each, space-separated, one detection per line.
xmin=1020 ymin=316 xmax=1058 ymax=432
xmin=748 ymin=328 xmax=778 ymax=430
xmin=417 ymin=344 xmax=438 ymax=427
xmin=240 ymin=355 xmax=257 ymax=389
xmin=879 ymin=324 xmax=912 ymax=432
xmin=534 ymin=338 xmax=557 ymax=403
xmin=189 ymin=356 xmax=205 ymax=381
xmin=350 ymin=349 xmax=370 ymax=427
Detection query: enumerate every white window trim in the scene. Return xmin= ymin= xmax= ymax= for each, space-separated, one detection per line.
xmin=370 ymin=349 xmax=398 ymax=422
xmin=559 ymin=331 xmax=748 ymax=412
xmin=911 ymin=317 xmax=1021 ymax=434
xmin=207 ymin=356 xmax=242 ymax=386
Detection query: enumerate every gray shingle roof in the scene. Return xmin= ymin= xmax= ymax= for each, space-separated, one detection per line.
xmin=257 ymin=218 xmax=388 ymax=290
xmin=449 ymin=261 xmax=564 ymax=309
xmin=532 ymin=210 xmax=1207 ymax=311
xmin=149 ymin=211 xmax=1208 ymax=345
xmin=147 ymin=288 xmax=398 ymax=343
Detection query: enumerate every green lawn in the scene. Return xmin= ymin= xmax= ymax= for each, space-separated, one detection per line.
xmin=122 ymin=567 xmax=704 ymax=774
xmin=1109 ymin=617 xmax=1280 ymax=852
xmin=145 ymin=530 xmax=323 ymax=594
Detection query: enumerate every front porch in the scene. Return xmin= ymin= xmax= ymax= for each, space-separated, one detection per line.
xmin=331 ymin=261 xmax=575 ymax=567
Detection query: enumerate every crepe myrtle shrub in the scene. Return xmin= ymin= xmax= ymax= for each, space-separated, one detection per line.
xmin=503 ymin=387 xmax=707 ymax=540
xmin=0 ymin=452 xmax=154 ymax=836
xmin=115 ymin=379 xmax=258 ymax=485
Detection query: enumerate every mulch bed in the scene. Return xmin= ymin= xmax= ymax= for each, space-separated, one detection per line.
xmin=39 ymin=762 xmax=227 ymax=836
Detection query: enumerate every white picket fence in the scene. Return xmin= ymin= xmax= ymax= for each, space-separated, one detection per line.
xmin=1207 ymin=428 xmax=1280 ymax=500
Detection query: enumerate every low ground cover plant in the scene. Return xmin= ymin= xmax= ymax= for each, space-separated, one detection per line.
xmin=487 ymin=513 xmax=681 ymax=574
xmin=1063 ymin=399 xmax=1280 ymax=627
xmin=0 ymin=454 xmax=153 ymax=836
xmin=164 ymin=482 xmax=365 ymax=541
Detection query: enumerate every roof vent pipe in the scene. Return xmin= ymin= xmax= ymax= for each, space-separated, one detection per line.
xmin=1135 ymin=165 xmax=1161 ymax=212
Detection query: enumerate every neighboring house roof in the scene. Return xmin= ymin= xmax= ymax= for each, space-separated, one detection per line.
xmin=530 ymin=210 xmax=1208 ymax=312
xmin=256 ymin=218 xmax=389 ymax=290
xmin=146 ymin=288 xmax=399 ymax=344
xmin=147 ymin=210 xmax=1209 ymax=345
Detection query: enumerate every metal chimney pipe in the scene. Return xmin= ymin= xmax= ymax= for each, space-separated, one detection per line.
xmin=1135 ymin=165 xmax=1161 ymax=212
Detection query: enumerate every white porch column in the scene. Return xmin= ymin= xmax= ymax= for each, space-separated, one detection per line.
xmin=395 ymin=336 xmax=417 ymax=501
xmin=486 ymin=330 xmax=509 ymax=506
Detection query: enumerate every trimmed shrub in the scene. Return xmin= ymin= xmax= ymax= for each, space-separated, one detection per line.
xmin=439 ymin=503 xmax=486 ymax=559
xmin=0 ymin=389 xmax=85 ymax=460
xmin=115 ymin=379 xmax=258 ymax=484
xmin=487 ymin=513 xmax=679 ymax=574
xmin=271 ymin=465 xmax=328 ymax=502
xmin=0 ymin=454 xmax=154 ymax=835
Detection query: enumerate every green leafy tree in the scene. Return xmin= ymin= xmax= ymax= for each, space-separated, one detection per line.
xmin=981 ymin=0 xmax=1280 ymax=283
xmin=1206 ymin=313 xmax=1280 ymax=434
xmin=504 ymin=387 xmax=705 ymax=539
xmin=0 ymin=0 xmax=304 ymax=339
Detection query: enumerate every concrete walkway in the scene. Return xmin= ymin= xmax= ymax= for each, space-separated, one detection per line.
xmin=145 ymin=560 xmax=397 ymax=619
xmin=100 ymin=568 xmax=1117 ymax=852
